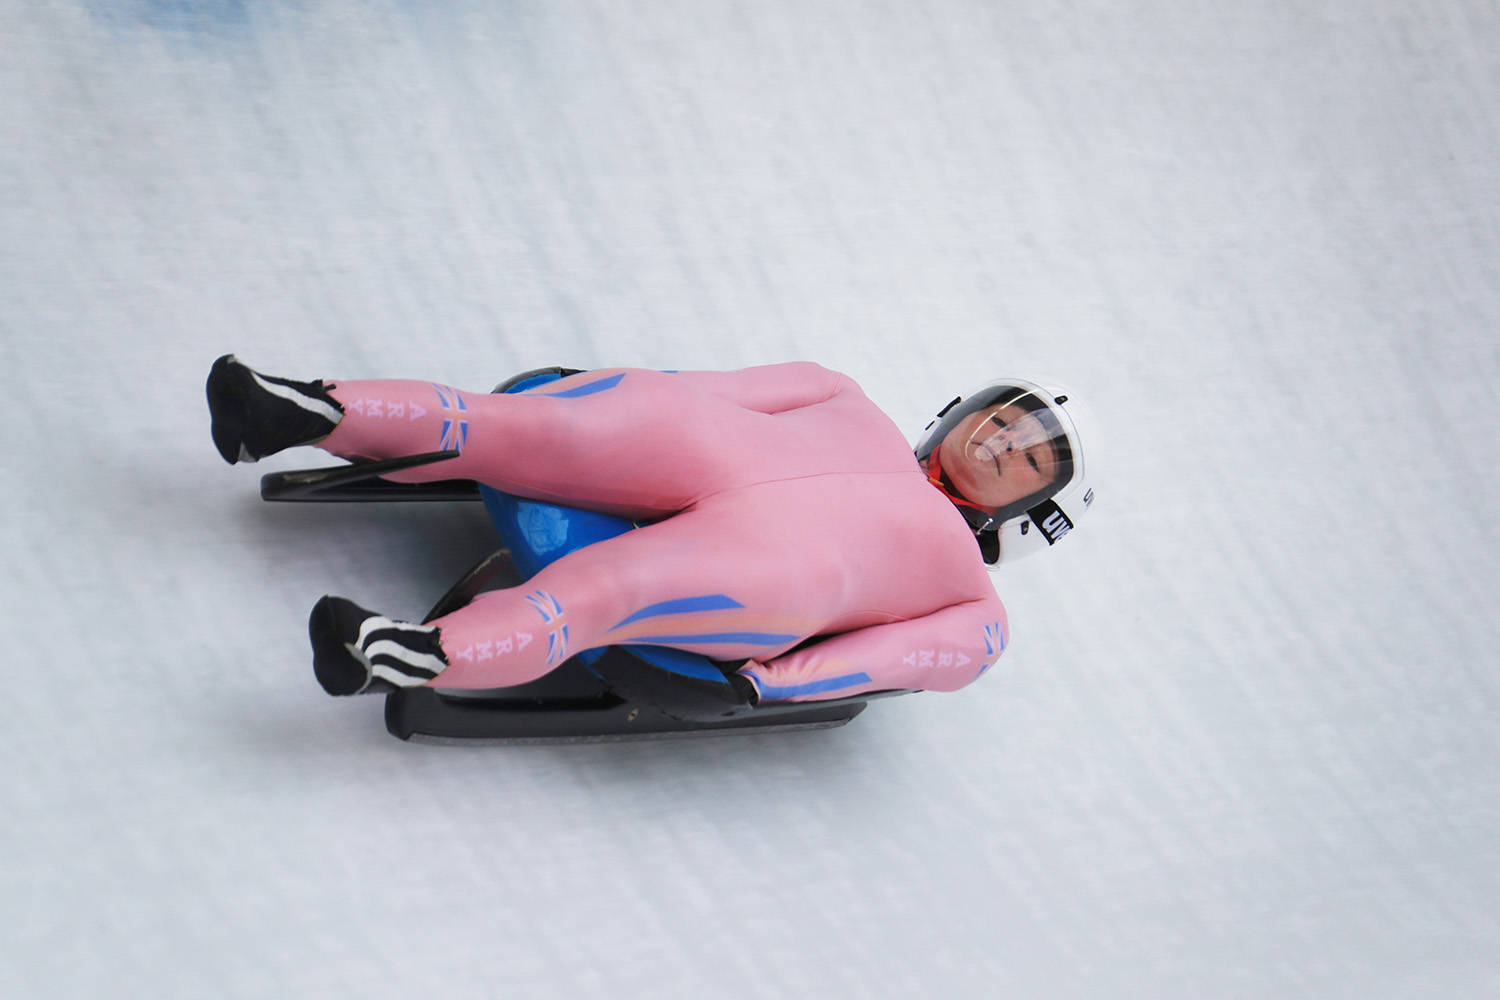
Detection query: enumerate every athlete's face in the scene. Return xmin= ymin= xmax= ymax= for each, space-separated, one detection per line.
xmin=938 ymin=404 xmax=1063 ymax=511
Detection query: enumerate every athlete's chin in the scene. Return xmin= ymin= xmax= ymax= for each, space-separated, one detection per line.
xmin=950 ymin=471 xmax=991 ymax=508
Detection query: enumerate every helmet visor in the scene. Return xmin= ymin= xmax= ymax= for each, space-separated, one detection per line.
xmin=917 ymin=382 xmax=1075 ymax=527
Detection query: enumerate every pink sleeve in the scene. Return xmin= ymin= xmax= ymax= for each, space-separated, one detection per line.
xmin=739 ymin=598 xmax=1009 ymax=702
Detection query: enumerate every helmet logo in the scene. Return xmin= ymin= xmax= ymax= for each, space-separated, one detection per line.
xmin=1028 ymin=500 xmax=1074 ymax=545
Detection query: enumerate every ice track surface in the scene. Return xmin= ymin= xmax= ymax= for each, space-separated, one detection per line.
xmin=2 ymin=3 xmax=1497 ymax=997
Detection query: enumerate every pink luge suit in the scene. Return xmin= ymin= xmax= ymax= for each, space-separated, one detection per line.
xmin=318 ymin=363 xmax=1008 ymax=702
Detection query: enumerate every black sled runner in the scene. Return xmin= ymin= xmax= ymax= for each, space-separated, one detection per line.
xmin=262 ymin=368 xmax=904 ymax=744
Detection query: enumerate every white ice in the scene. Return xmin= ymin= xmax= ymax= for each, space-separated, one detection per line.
xmin=2 ymin=2 xmax=1497 ymax=997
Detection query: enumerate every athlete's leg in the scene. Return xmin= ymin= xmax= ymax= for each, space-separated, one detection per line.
xmin=310 ymin=505 xmax=820 ymax=693
xmin=208 ymin=358 xmax=752 ymax=519
xmin=318 ymin=369 xmax=760 ymax=519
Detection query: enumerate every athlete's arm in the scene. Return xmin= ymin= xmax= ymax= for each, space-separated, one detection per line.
xmin=737 ymin=597 xmax=1010 ymax=702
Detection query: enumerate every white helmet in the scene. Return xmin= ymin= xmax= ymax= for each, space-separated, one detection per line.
xmin=913 ymin=378 xmax=1096 ymax=568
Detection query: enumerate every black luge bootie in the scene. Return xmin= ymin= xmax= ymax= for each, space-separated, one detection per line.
xmin=207 ymin=354 xmax=345 ymax=464
xmin=309 ymin=596 xmax=449 ymax=696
